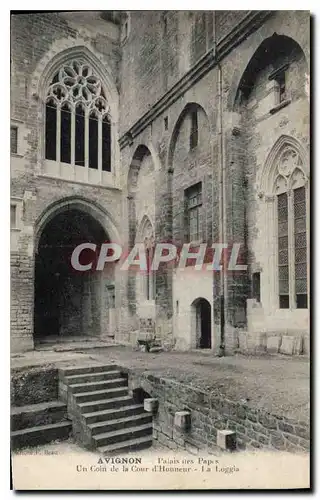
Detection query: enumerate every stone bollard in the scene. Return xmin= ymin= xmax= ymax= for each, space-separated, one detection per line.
xmin=174 ymin=411 xmax=191 ymax=431
xmin=144 ymin=398 xmax=159 ymax=414
xmin=217 ymin=430 xmax=236 ymax=451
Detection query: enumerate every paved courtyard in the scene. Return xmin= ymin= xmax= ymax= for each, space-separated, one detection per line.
xmin=12 ymin=343 xmax=310 ymax=422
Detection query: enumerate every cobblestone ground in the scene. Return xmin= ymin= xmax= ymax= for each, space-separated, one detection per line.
xmin=12 ymin=344 xmax=309 ymax=422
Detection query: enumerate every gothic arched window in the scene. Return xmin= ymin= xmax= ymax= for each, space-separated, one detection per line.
xmin=274 ymin=147 xmax=308 ymax=309
xmin=45 ymin=60 xmax=112 ymax=172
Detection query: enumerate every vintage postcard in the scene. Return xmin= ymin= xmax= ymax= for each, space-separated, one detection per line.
xmin=10 ymin=9 xmax=310 ymax=490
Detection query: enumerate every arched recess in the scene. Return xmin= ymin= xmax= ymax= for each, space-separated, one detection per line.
xmin=232 ymin=34 xmax=308 ymax=110
xmin=259 ymin=135 xmax=309 ymax=311
xmin=136 ymin=215 xmax=155 ymax=302
xmin=35 ymin=196 xmax=121 ymax=253
xmin=127 ymin=145 xmax=155 ymax=244
xmin=191 ymin=297 xmax=212 ymax=349
xmin=136 ymin=215 xmax=155 ymax=245
xmin=228 ymin=35 xmax=309 ymax=323
xmin=167 ymin=102 xmax=211 ymax=247
xmin=167 ymin=102 xmax=211 ymax=171
xmin=33 ymin=197 xmax=121 ymax=343
xmin=34 ymin=45 xmax=119 ymax=181
xmin=229 ymin=33 xmax=308 ymax=111
xmin=127 ymin=145 xmax=156 ymax=313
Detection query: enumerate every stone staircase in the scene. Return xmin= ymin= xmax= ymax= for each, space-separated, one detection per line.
xmin=11 ymin=400 xmax=72 ymax=450
xmin=59 ymin=365 xmax=153 ymax=454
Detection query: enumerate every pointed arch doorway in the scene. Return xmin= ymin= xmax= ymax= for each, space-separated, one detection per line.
xmin=34 ymin=204 xmax=115 ymax=344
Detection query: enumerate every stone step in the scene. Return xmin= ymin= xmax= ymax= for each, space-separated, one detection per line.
xmin=78 ymin=395 xmax=134 ymax=414
xmin=64 ymin=370 xmax=122 ymax=385
xmin=11 ymin=421 xmax=72 ymax=450
xmin=69 ymin=378 xmax=127 ymax=394
xmin=93 ymin=422 xmax=153 ymax=447
xmin=89 ymin=413 xmax=152 ymax=436
xmin=98 ymin=435 xmax=153 ymax=455
xmin=74 ymin=387 xmax=128 ymax=403
xmin=11 ymin=401 xmax=67 ymax=432
xmin=83 ymin=404 xmax=145 ymax=424
xmin=59 ymin=365 xmax=117 ymax=378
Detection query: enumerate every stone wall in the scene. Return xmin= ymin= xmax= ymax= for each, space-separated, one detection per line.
xmin=10 ymin=13 xmax=122 ymax=351
xmin=11 ymin=11 xmax=310 ymax=354
xmin=237 ymin=21 xmax=309 ymax=339
xmin=218 ymin=10 xmax=310 ymax=352
xmin=11 ymin=366 xmax=59 ymax=406
xmin=119 ymin=11 xmax=310 ymax=353
xmin=127 ymin=370 xmax=309 ymax=454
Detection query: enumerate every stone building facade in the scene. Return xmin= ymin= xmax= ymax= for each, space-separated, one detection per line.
xmin=11 ymin=11 xmax=310 ymax=354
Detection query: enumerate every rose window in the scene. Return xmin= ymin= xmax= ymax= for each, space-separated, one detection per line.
xmin=45 ymin=60 xmax=111 ymax=172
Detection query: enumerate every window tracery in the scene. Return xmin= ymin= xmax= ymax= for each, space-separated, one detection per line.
xmin=273 ymin=147 xmax=308 ymax=309
xmin=45 ymin=60 xmax=111 ymax=172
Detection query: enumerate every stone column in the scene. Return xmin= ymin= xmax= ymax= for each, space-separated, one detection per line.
xmin=211 ymin=135 xmax=222 ymax=340
xmin=155 ymin=167 xmax=174 ymax=346
xmin=127 ymin=194 xmax=137 ymax=315
xmin=222 ymin=111 xmax=248 ymax=352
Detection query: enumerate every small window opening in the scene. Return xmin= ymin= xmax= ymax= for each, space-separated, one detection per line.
xmin=190 ymin=109 xmax=198 ymax=150
xmin=252 ymin=272 xmax=261 ymax=303
xmin=10 ymin=204 xmax=17 ymax=228
xmin=185 ymin=182 xmax=202 ymax=242
xmin=10 ymin=126 xmax=18 ymax=154
xmin=275 ymin=72 xmax=286 ymax=103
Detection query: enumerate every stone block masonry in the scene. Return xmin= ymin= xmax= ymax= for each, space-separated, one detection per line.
xmin=127 ymin=371 xmax=309 ymax=454
xmin=10 ymin=10 xmax=310 ymax=353
xmin=11 ymin=366 xmax=59 ymax=406
xmin=10 ymin=12 xmax=123 ymax=351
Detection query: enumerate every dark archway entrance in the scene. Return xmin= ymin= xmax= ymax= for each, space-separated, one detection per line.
xmin=34 ymin=208 xmax=110 ymax=343
xmin=193 ymin=298 xmax=212 ymax=349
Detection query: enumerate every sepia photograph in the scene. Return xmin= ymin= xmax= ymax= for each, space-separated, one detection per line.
xmin=9 ymin=9 xmax=311 ymax=491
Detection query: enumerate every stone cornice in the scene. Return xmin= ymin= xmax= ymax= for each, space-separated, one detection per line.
xmin=119 ymin=10 xmax=273 ymax=150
